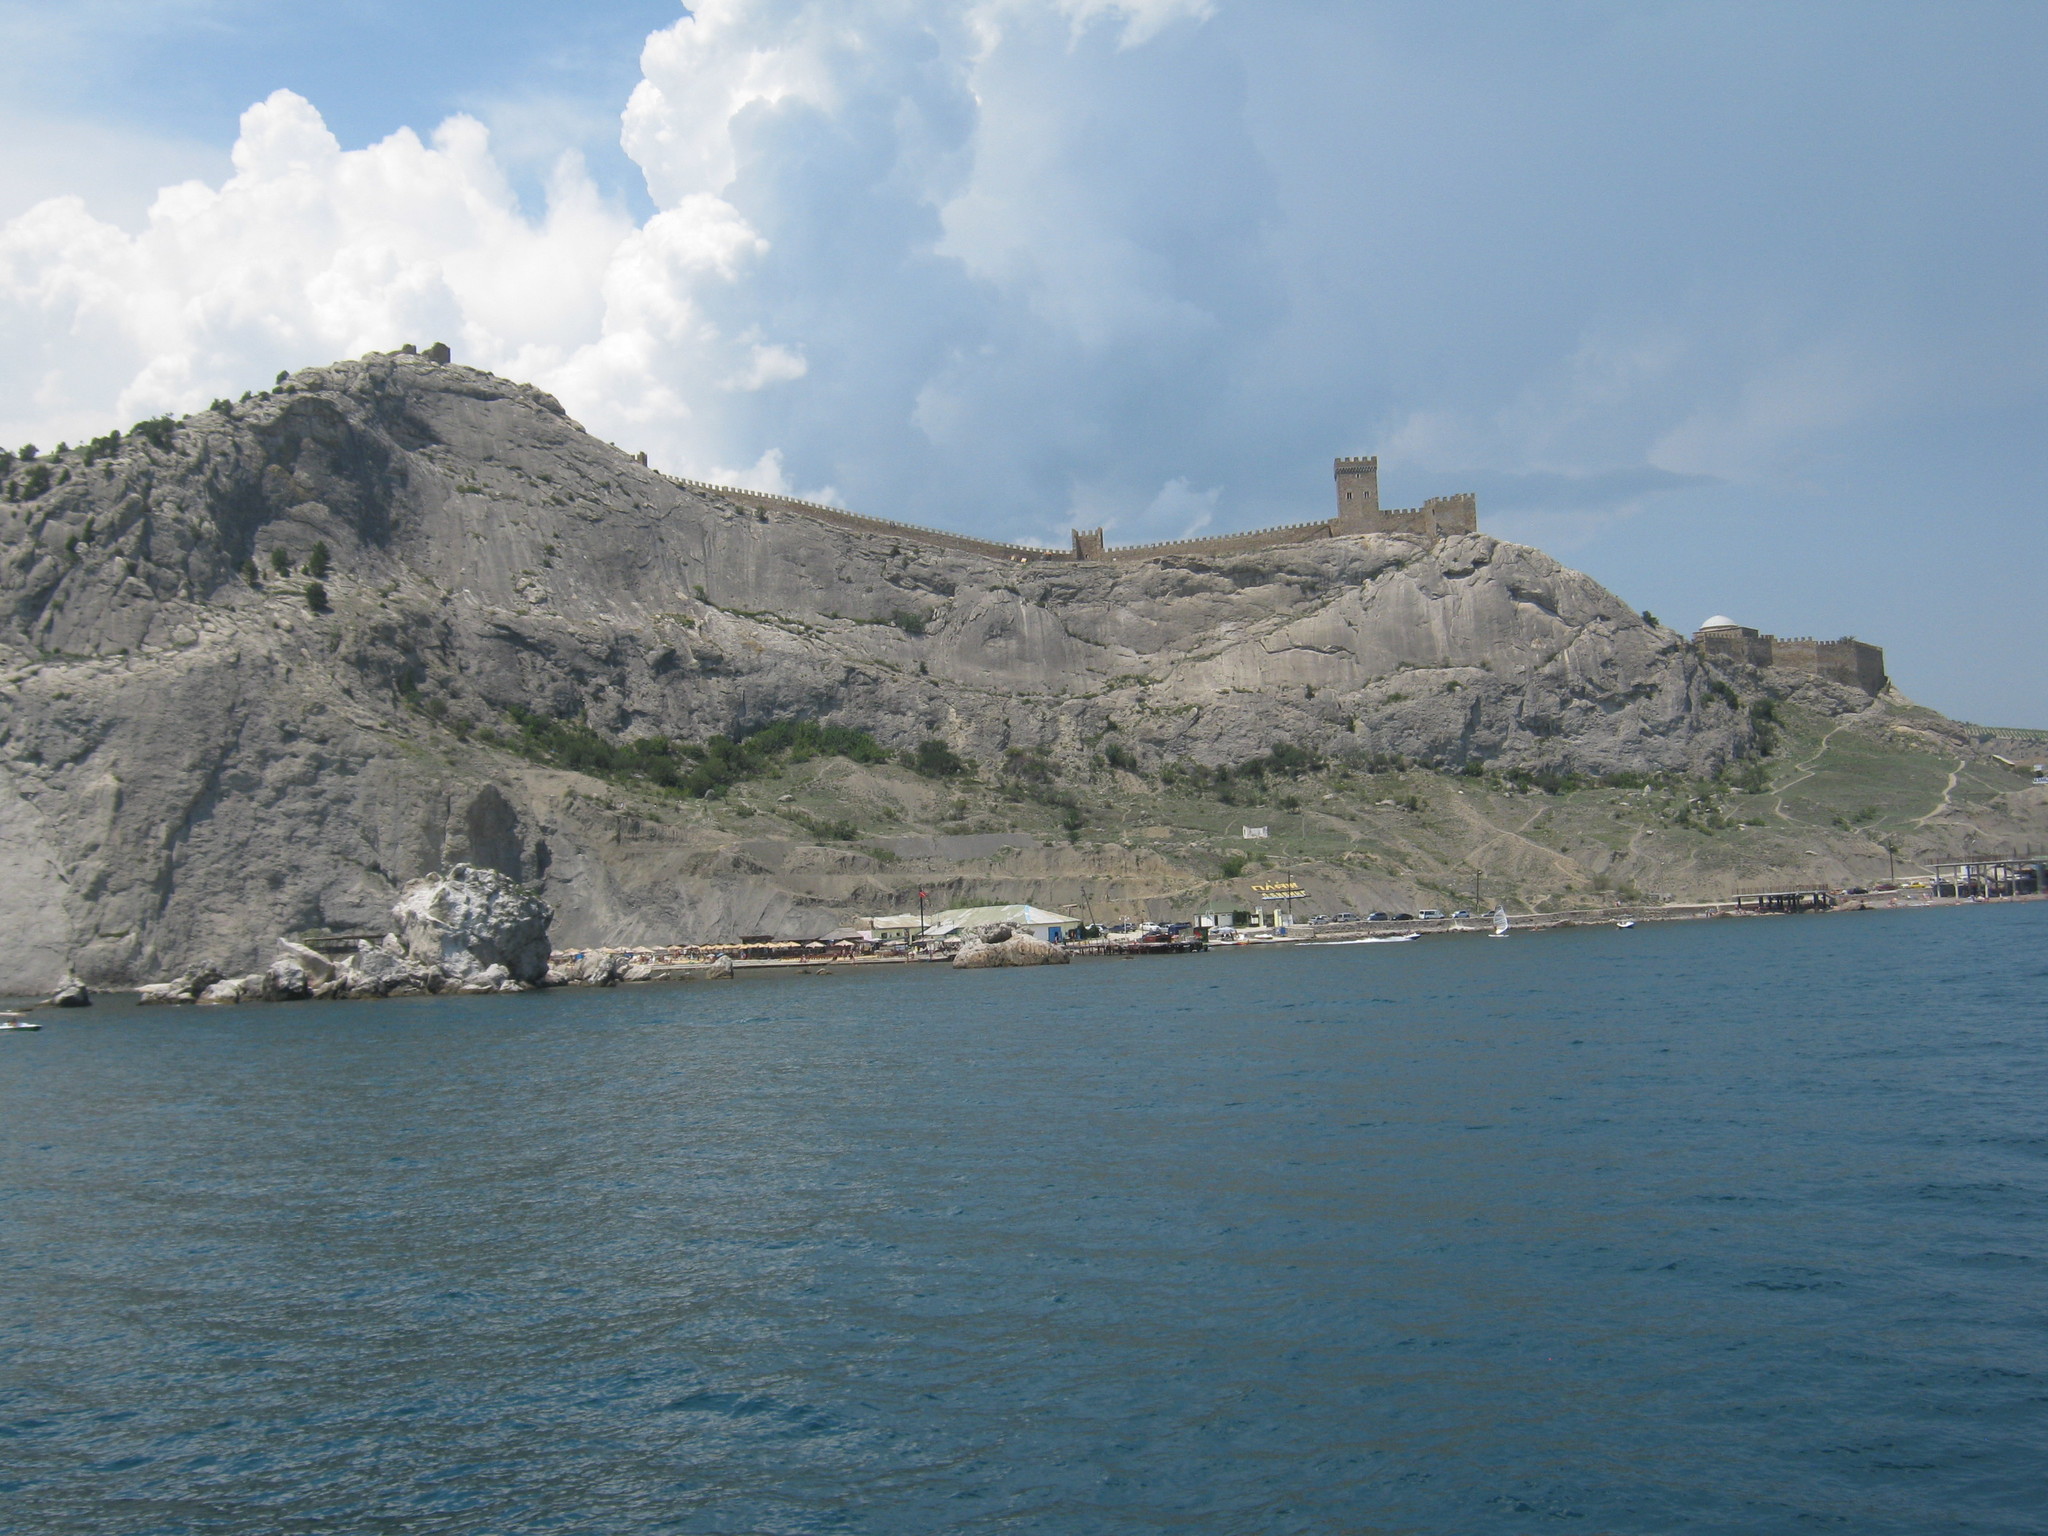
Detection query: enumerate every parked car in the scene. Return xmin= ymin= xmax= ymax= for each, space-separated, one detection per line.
xmin=1309 ymin=914 xmax=1330 ymax=925
xmin=1394 ymin=913 xmax=1416 ymax=922
xmin=1416 ymin=909 xmax=1445 ymax=921
xmin=1451 ymin=910 xmax=1471 ymax=920
xmin=1333 ymin=912 xmax=1360 ymax=923
xmin=1366 ymin=911 xmax=1389 ymax=922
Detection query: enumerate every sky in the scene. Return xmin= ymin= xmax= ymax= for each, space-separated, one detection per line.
xmin=2 ymin=0 xmax=2043 ymax=724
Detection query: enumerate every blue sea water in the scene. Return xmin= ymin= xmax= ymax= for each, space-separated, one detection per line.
xmin=2 ymin=903 xmax=2045 ymax=1535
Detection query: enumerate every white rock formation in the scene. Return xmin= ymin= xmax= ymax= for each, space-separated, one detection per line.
xmin=391 ymin=863 xmax=553 ymax=985
xmin=953 ymin=932 xmax=1071 ymax=968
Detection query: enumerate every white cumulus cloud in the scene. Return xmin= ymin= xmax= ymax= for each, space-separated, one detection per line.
xmin=0 ymin=0 xmax=1251 ymax=544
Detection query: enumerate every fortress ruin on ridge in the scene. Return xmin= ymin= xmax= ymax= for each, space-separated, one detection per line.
xmin=1693 ymin=617 xmax=1888 ymax=697
xmin=670 ymin=456 xmax=1477 ymax=565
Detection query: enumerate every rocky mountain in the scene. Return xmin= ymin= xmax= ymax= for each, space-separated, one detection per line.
xmin=0 ymin=351 xmax=2032 ymax=992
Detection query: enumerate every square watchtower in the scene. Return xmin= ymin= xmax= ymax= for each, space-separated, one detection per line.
xmin=1333 ymin=456 xmax=1380 ymax=529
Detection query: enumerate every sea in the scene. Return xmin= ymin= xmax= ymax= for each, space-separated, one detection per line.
xmin=3 ymin=903 xmax=2044 ymax=1535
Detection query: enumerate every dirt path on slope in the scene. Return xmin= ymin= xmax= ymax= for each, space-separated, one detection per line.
xmin=1913 ymin=758 xmax=1967 ymax=828
xmin=1770 ymin=721 xmax=1853 ymax=822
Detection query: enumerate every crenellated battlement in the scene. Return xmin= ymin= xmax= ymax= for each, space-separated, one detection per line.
xmin=662 ymin=454 xmax=1476 ymax=568
xmin=667 ymin=475 xmax=1070 ymax=562
xmin=1693 ymin=619 xmax=1888 ymax=696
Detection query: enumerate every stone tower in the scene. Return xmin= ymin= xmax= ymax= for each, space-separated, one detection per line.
xmin=1333 ymin=456 xmax=1380 ymax=530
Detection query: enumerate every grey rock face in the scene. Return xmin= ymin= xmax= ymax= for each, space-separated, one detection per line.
xmin=391 ymin=863 xmax=552 ymax=984
xmin=263 ymin=958 xmax=312 ymax=1000
xmin=275 ymin=940 xmax=336 ymax=983
xmin=335 ymin=942 xmax=435 ymax=998
xmin=50 ymin=974 xmax=90 ymax=1007
xmin=0 ymin=353 xmax=1755 ymax=988
xmin=547 ymin=950 xmax=623 ymax=987
xmin=136 ymin=967 xmax=224 ymax=1006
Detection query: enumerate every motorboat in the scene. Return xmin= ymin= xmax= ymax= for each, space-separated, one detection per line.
xmin=0 ymin=1012 xmax=41 ymax=1030
xmin=1615 ymin=919 xmax=1637 ymax=930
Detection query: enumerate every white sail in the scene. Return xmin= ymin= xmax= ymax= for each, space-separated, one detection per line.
xmin=1491 ymin=906 xmax=1510 ymax=937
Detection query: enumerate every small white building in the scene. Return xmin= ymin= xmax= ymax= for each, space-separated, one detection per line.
xmin=930 ymin=903 xmax=1081 ymax=942
xmin=868 ymin=912 xmax=926 ymax=941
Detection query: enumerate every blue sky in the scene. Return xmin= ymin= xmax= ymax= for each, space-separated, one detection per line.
xmin=2 ymin=0 xmax=2043 ymax=723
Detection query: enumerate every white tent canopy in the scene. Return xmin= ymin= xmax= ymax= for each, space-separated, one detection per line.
xmin=932 ymin=903 xmax=1079 ymax=929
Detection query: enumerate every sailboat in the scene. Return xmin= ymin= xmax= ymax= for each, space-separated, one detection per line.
xmin=1489 ymin=906 xmax=1510 ymax=938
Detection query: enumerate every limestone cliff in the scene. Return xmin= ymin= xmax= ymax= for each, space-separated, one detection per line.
xmin=0 ymin=352 xmax=1793 ymax=989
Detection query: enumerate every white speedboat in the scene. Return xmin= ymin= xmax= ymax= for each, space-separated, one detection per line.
xmin=1615 ymin=919 xmax=1637 ymax=930
xmin=0 ymin=1012 xmax=41 ymax=1030
xmin=1313 ymin=932 xmax=1419 ymax=944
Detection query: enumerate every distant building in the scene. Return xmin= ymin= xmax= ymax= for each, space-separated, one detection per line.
xmin=1693 ymin=616 xmax=1887 ymax=696
xmin=930 ymin=903 xmax=1079 ymax=942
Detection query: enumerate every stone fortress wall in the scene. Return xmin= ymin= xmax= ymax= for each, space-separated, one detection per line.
xmin=1694 ymin=620 xmax=1888 ymax=696
xmin=667 ymin=456 xmax=1477 ymax=567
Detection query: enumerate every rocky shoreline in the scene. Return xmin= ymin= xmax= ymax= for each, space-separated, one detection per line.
xmin=24 ymin=882 xmax=2038 ymax=1012
xmin=131 ymin=864 xmax=554 ymax=1004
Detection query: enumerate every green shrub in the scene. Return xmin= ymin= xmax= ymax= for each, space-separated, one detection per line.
xmin=304 ymin=582 xmax=329 ymax=614
xmin=1503 ymin=767 xmax=1578 ymax=795
xmin=1723 ymin=760 xmax=1769 ymax=793
xmin=499 ymin=709 xmax=889 ymax=800
xmin=305 ymin=541 xmax=330 ymax=580
xmin=891 ymin=610 xmax=927 ymax=636
xmin=270 ymin=548 xmax=291 ymax=575
xmin=1219 ymin=853 xmax=1249 ymax=878
xmin=1237 ymin=741 xmax=1321 ymax=780
xmin=1748 ymin=698 xmax=1780 ymax=755
xmin=907 ymin=739 xmax=969 ymax=778
xmin=1004 ymin=748 xmax=1055 ymax=782
xmin=130 ymin=417 xmax=175 ymax=450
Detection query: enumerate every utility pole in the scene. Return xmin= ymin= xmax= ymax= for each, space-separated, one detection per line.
xmin=916 ymin=887 xmax=927 ymax=939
